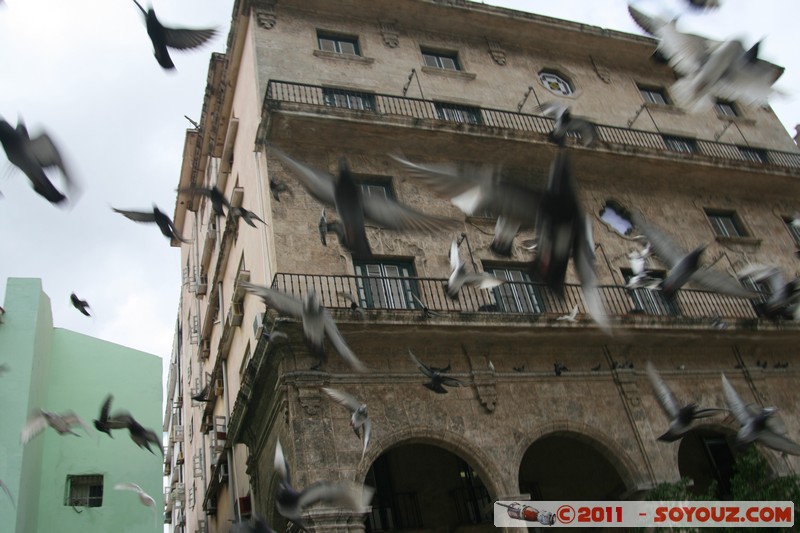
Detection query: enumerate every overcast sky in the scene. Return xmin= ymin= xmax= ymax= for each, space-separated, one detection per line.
xmin=0 ymin=0 xmax=797 ymax=368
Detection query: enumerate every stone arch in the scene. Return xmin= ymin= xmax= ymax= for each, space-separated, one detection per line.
xmin=512 ymin=419 xmax=646 ymax=497
xmin=356 ymin=424 xmax=508 ymax=498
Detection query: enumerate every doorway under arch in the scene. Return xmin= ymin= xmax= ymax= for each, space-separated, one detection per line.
xmin=364 ymin=442 xmax=494 ymax=532
xmin=678 ymin=426 xmax=740 ymax=498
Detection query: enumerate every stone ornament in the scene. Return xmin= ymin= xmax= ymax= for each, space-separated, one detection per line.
xmin=486 ymin=39 xmax=506 ymax=66
xmin=379 ymin=19 xmax=399 ymax=48
xmin=254 ymin=1 xmax=277 ymax=29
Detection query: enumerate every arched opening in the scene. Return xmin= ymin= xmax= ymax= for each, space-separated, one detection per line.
xmin=518 ymin=433 xmax=629 ymax=500
xmin=364 ymin=443 xmax=493 ymax=532
xmin=678 ymin=427 xmax=739 ymax=498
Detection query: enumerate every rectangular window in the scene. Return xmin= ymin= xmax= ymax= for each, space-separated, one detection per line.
xmin=422 ymin=49 xmax=460 ymax=70
xmin=322 ymin=87 xmax=375 ymax=111
xmin=639 ymin=86 xmax=669 ymax=105
xmin=359 ymin=179 xmax=394 ymax=201
xmin=434 ymin=103 xmax=481 ymax=125
xmin=622 ymin=269 xmax=678 ymax=316
xmin=317 ymin=33 xmax=360 ymax=55
xmin=715 ymin=100 xmax=738 ymax=117
xmin=65 ymin=475 xmax=103 ymax=507
xmin=738 ymin=146 xmax=766 ymax=163
xmin=354 ymin=260 xmax=417 ymax=310
xmin=705 ymin=210 xmax=746 ymax=238
xmin=485 ymin=267 xmax=545 ymax=314
xmin=663 ymin=135 xmax=697 ymax=154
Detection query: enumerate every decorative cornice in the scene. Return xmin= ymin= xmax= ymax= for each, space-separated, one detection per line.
xmin=253 ymin=1 xmax=277 ymax=29
xmin=379 ymin=19 xmax=399 ymax=48
xmin=486 ymin=38 xmax=506 ymax=66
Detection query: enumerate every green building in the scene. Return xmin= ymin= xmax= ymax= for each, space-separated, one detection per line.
xmin=0 ymin=278 xmax=163 ymax=533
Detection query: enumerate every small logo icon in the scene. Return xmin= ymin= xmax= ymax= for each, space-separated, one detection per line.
xmin=497 ymin=502 xmax=556 ymax=525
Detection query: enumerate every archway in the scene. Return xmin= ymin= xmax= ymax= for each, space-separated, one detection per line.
xmin=518 ymin=432 xmax=629 ymax=500
xmin=364 ymin=443 xmax=494 ymax=532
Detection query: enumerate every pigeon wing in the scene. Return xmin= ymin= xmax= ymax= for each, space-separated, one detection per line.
xmin=439 ymin=375 xmax=464 ymax=387
xmin=321 ymin=387 xmax=362 ymax=413
xmin=323 ymin=311 xmax=368 ymax=373
xmin=297 ymin=482 xmax=371 ymax=513
xmin=273 ymin=440 xmax=291 ymax=486
xmin=112 ymin=208 xmax=157 ymax=224
xmin=361 ymin=418 xmax=372 ymax=459
xmin=114 ymin=482 xmax=144 ymax=493
xmin=690 ymin=268 xmax=759 ymax=299
xmin=629 ymin=211 xmax=686 ymax=268
xmin=267 ymin=144 xmax=336 ymax=205
xmin=574 ymin=214 xmax=610 ymax=332
xmin=758 ymin=431 xmax=800 ymax=456
xmin=61 ymin=411 xmax=94 ymax=439
xmin=0 ymin=479 xmax=15 ymax=509
xmin=646 ymin=362 xmax=681 ymax=419
xmin=161 ymin=26 xmax=217 ymax=50
xmin=461 ymin=272 xmax=505 ymax=290
xmin=27 ymin=133 xmax=73 ymax=183
xmin=238 ymin=282 xmax=303 ymax=319
xmin=721 ymin=373 xmax=752 ymax=426
xmin=362 ymin=194 xmax=461 ymax=232
xmin=20 ymin=411 xmax=48 ymax=444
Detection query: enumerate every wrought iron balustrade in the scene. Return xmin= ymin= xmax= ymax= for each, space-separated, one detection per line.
xmin=264 ymin=80 xmax=800 ymax=172
xmin=271 ymin=272 xmax=759 ymax=323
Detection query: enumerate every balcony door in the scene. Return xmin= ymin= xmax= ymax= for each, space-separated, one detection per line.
xmin=354 ymin=260 xmax=417 ymax=310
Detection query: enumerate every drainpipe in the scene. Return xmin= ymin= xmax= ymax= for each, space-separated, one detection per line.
xmin=222 ymin=362 xmax=239 ymax=523
xmin=253 ymin=151 xmax=270 ymax=280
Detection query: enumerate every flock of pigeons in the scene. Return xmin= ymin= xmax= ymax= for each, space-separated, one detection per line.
xmin=1 ymin=0 xmax=797 ymax=529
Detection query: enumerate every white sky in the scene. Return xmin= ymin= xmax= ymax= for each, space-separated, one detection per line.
xmin=0 ymin=0 xmax=797 ymax=367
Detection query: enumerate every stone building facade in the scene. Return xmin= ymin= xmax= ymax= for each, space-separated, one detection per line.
xmin=163 ymin=1 xmax=800 ymax=532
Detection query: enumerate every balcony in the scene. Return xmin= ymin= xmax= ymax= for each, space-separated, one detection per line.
xmin=269 ymin=272 xmax=768 ymax=327
xmin=264 ymin=80 xmax=800 ymax=173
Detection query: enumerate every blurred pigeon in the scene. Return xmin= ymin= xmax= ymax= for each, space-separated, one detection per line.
xmin=21 ymin=409 xmax=93 ymax=444
xmin=318 ymin=208 xmax=345 ymax=247
xmin=338 ymin=291 xmax=365 ymax=319
xmin=231 ymin=206 xmax=265 ymax=227
xmin=721 ymin=373 xmax=800 ymax=455
xmin=446 ymin=239 xmax=504 ymax=299
xmin=132 ymin=1 xmax=217 ymax=70
xmin=70 ymin=293 xmax=91 ymax=317
xmin=269 ymin=144 xmax=458 ymax=260
xmin=410 ymin=292 xmax=441 ymax=319
xmin=273 ymin=439 xmax=373 ymax=525
xmin=556 ymin=305 xmax=579 ymax=322
xmin=192 ymin=380 xmax=211 ymax=402
xmin=628 ymin=5 xmax=784 ymax=112
xmin=647 ymin=362 xmax=723 ymax=441
xmin=685 ymin=0 xmax=722 ymax=10
xmin=626 ymin=246 xmax=660 ymax=289
xmin=321 ymin=387 xmax=371 ymax=459
xmin=0 ymin=363 xmax=8 ymax=377
xmin=737 ymin=263 xmax=799 ymax=320
xmin=535 ymin=102 xmax=598 ymax=146
xmin=408 ymin=349 xmax=463 ymax=393
xmin=113 ymin=206 xmax=190 ymax=243
xmin=513 ymin=364 xmax=525 ymax=373
xmin=93 ymin=394 xmax=115 ymax=437
xmin=107 ymin=411 xmax=163 ymax=455
xmin=234 ymin=515 xmax=277 ymax=533
xmin=0 ymin=479 xmax=14 ymax=509
xmin=114 ymin=482 xmax=155 ymax=507
xmin=270 ymin=179 xmax=292 ymax=202
xmin=629 ymin=209 xmax=757 ymax=299
xmin=239 ymin=281 xmax=367 ymax=372
xmin=178 ymin=185 xmax=229 ymax=217
xmin=0 ymin=118 xmax=77 ymax=205
xmin=554 ymin=362 xmax=569 ymax=376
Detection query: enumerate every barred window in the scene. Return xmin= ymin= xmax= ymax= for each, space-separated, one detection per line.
xmin=65 ymin=474 xmax=103 ymax=507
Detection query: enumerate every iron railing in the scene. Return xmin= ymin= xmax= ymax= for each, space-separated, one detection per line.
xmin=271 ymin=272 xmax=760 ymax=322
xmin=264 ymin=80 xmax=800 ymax=172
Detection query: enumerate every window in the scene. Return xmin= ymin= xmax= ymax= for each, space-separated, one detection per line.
xmin=354 ymin=260 xmax=417 ymax=310
xmin=705 ymin=210 xmax=746 ymax=238
xmin=484 ymin=267 xmax=545 ymax=314
xmin=599 ymin=201 xmax=633 ymax=236
xmin=622 ymin=269 xmax=678 ymax=316
xmin=715 ymin=100 xmax=738 ymax=117
xmin=454 ymin=459 xmax=492 ymax=524
xmin=738 ymin=146 xmax=766 ymax=163
xmin=639 ymin=86 xmax=669 ymax=105
xmin=784 ymin=216 xmax=800 ymax=246
xmin=663 ymin=135 xmax=697 ymax=154
xmin=317 ymin=32 xmax=359 ymax=55
xmin=322 ymin=87 xmax=375 ymax=111
xmin=65 ymin=475 xmax=103 ymax=507
xmin=434 ymin=102 xmax=481 ymax=125
xmin=539 ymin=71 xmax=573 ymax=96
xmin=422 ymin=49 xmax=460 ymax=70
xmin=359 ymin=179 xmax=394 ymax=200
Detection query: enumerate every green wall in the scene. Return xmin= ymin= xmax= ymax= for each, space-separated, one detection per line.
xmin=0 ymin=278 xmax=163 ymax=533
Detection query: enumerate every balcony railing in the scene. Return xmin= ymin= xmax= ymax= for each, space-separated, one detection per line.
xmin=271 ymin=272 xmax=760 ymax=323
xmin=265 ymin=80 xmax=800 ymax=172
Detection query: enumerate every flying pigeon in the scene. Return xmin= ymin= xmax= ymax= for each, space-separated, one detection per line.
xmin=321 ymin=387 xmax=371 ymax=459
xmin=268 ymin=144 xmax=458 ymax=260
xmin=115 ymin=482 xmax=158 ymax=531
xmin=628 ymin=5 xmax=784 ymax=112
xmin=554 ymin=362 xmax=569 ymax=376
xmin=647 ymin=362 xmax=723 ymax=441
xmin=535 ymin=102 xmax=598 ymax=147
xmin=178 ymin=185 xmax=230 ymax=217
xmin=318 ymin=208 xmax=345 ymax=247
xmin=736 ymin=263 xmax=799 ymax=320
xmin=685 ymin=0 xmax=722 ymax=11
xmin=408 ymin=349 xmax=463 ymax=394
xmin=389 ymin=153 xmax=542 ymax=254
xmin=273 ymin=439 xmax=373 ymax=526
xmin=21 ymin=409 xmax=93 ymax=444
xmin=191 ymin=380 xmax=212 ymax=402
xmin=113 ymin=206 xmax=190 ymax=243
xmin=0 ymin=118 xmax=77 ymax=205
xmin=270 ymin=179 xmax=292 ymax=202
xmin=446 ymin=239 xmax=504 ymax=299
xmin=338 ymin=292 xmax=365 ymax=319
xmin=94 ymin=394 xmax=116 ymax=437
xmin=410 ymin=292 xmax=442 ymax=319
xmin=132 ymin=1 xmax=217 ymax=70
xmin=107 ymin=411 xmax=163 ymax=455
xmin=628 ymin=209 xmax=757 ymax=299
xmin=231 ymin=206 xmax=265 ymax=227
xmin=239 ymin=281 xmax=368 ymax=372
xmin=70 ymin=293 xmax=91 ymax=317
xmin=721 ymin=373 xmax=800 ymax=455
xmin=626 ymin=245 xmax=660 ymax=289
